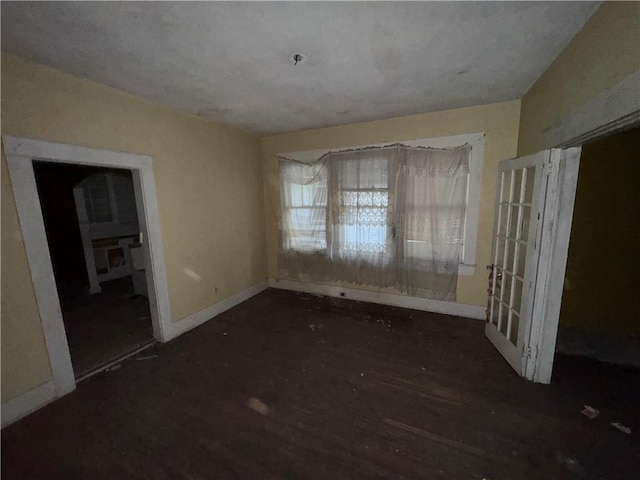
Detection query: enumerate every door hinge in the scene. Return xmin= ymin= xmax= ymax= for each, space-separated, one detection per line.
xmin=526 ymin=346 xmax=538 ymax=360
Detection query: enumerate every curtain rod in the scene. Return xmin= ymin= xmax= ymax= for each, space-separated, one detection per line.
xmin=277 ymin=142 xmax=470 ymax=163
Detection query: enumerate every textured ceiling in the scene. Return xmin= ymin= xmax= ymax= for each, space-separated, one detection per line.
xmin=1 ymin=2 xmax=599 ymax=135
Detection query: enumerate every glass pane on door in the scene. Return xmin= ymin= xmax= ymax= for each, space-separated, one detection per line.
xmin=489 ymin=163 xmax=538 ymax=352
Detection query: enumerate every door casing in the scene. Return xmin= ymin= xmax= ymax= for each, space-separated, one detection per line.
xmin=525 ymin=147 xmax=581 ymax=383
xmin=3 ymin=135 xmax=173 ymax=399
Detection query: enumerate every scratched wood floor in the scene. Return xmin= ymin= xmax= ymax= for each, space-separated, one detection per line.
xmin=3 ymin=289 xmax=639 ymax=479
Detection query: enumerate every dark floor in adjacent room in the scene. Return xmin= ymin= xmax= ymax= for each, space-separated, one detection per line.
xmin=3 ymin=289 xmax=638 ymax=479
xmin=61 ymin=277 xmax=154 ymax=378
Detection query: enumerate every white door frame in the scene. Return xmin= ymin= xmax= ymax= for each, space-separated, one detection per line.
xmin=525 ymin=147 xmax=581 ymax=383
xmin=3 ymin=135 xmax=173 ymax=398
xmin=549 ymin=69 xmax=640 ymax=149
xmin=509 ymin=71 xmax=639 ymax=383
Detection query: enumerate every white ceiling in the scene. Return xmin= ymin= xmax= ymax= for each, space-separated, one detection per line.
xmin=2 ymin=2 xmax=599 ymax=135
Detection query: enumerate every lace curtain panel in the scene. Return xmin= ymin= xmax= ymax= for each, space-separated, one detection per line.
xmin=278 ymin=144 xmax=470 ymax=301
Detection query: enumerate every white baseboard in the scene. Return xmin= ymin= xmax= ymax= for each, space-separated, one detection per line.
xmin=1 ymin=380 xmax=57 ymax=428
xmin=269 ymin=278 xmax=485 ymax=320
xmin=170 ymin=280 xmax=269 ymax=338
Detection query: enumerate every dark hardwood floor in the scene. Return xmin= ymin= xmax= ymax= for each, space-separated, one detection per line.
xmin=2 ymin=289 xmax=639 ymax=479
xmin=62 ymin=277 xmax=153 ymax=378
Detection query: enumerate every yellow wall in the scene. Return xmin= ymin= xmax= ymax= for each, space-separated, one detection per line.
xmin=1 ymin=151 xmax=54 ymax=402
xmin=261 ymin=101 xmax=521 ymax=307
xmin=1 ymin=53 xmax=267 ymax=402
xmin=518 ymin=1 xmax=640 ymax=155
xmin=560 ymin=127 xmax=640 ymax=334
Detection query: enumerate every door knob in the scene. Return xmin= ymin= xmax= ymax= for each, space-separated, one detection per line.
xmin=486 ymin=264 xmax=502 ymax=279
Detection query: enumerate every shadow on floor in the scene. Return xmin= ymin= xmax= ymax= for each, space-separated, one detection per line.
xmin=61 ymin=276 xmax=154 ymax=378
xmin=556 ymin=325 xmax=640 ymax=369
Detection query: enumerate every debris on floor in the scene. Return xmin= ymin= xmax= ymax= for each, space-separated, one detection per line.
xmin=555 ymin=450 xmax=585 ymax=476
xmin=247 ymin=397 xmax=270 ymax=416
xmin=136 ymin=355 xmax=158 ymax=361
xmin=308 ymin=323 xmax=323 ymax=331
xmin=610 ymin=422 xmax=632 ymax=434
xmin=581 ymin=405 xmax=600 ymax=419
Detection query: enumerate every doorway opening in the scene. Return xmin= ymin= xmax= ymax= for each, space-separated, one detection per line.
xmin=33 ymin=161 xmax=154 ymax=380
xmin=555 ymin=126 xmax=640 ymax=369
xmin=5 ymin=135 xmax=172 ymax=401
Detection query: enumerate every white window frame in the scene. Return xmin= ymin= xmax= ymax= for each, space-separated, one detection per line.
xmin=279 ymin=132 xmax=485 ymax=275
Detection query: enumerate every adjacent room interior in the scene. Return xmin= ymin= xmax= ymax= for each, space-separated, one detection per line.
xmin=33 ymin=162 xmax=154 ymax=379
xmin=555 ymin=127 xmax=640 ymax=368
xmin=1 ymin=2 xmax=639 ymax=479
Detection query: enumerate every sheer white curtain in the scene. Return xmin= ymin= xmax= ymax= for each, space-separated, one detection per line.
xmin=278 ymin=144 xmax=470 ymax=301
xmin=325 ymin=149 xmax=397 ymax=287
xmin=280 ymin=161 xmax=328 ymax=253
xmin=395 ymin=147 xmax=470 ymax=299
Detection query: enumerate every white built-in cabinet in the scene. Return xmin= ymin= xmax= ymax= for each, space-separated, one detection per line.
xmin=73 ymin=172 xmax=145 ymax=295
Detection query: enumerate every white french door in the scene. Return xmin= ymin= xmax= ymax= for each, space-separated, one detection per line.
xmin=486 ymin=151 xmax=549 ymax=376
xmin=486 ymin=148 xmax=581 ymax=383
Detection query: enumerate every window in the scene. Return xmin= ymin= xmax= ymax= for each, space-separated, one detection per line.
xmin=399 ymin=133 xmax=484 ymax=274
xmin=336 ymin=157 xmax=389 ymax=254
xmin=279 ymin=133 xmax=484 ymax=275
xmin=403 ymin=174 xmax=466 ymax=263
xmin=280 ymin=162 xmax=327 ymax=253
